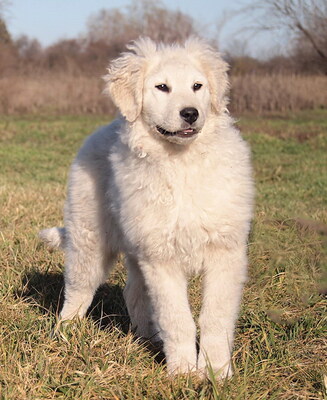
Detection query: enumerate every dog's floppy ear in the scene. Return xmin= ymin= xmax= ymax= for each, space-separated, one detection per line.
xmin=103 ymin=47 xmax=145 ymax=122
xmin=186 ymin=39 xmax=229 ymax=114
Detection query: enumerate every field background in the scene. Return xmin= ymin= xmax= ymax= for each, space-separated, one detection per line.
xmin=0 ymin=110 xmax=326 ymax=399
xmin=1 ymin=0 xmax=327 ymax=397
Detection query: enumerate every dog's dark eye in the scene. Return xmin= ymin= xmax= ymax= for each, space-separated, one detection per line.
xmin=193 ymin=83 xmax=202 ymax=91
xmin=155 ymin=84 xmax=170 ymax=93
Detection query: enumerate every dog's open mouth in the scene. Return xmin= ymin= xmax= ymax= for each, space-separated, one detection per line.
xmin=156 ymin=126 xmax=198 ymax=138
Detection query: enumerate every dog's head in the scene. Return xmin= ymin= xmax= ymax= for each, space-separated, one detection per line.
xmin=104 ymin=37 xmax=229 ymax=145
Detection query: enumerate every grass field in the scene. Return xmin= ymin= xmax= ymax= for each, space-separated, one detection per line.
xmin=0 ymin=111 xmax=326 ymax=399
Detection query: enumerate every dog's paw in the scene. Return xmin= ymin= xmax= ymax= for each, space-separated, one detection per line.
xmin=165 ymin=349 xmax=197 ymax=375
xmin=197 ymin=353 xmax=233 ymax=381
xmin=167 ymin=360 xmax=197 ymax=375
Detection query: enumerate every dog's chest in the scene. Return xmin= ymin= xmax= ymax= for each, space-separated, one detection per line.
xmin=113 ymin=153 xmax=241 ymax=260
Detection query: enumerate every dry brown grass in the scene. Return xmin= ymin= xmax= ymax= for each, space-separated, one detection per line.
xmin=230 ymin=74 xmax=327 ymax=113
xmin=0 ymin=73 xmax=113 ymax=115
xmin=0 ymin=72 xmax=326 ymax=115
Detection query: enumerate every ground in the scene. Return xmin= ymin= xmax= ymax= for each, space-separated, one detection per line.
xmin=0 ymin=111 xmax=326 ymax=399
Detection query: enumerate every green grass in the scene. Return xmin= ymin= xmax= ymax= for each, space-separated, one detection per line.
xmin=0 ymin=111 xmax=326 ymax=399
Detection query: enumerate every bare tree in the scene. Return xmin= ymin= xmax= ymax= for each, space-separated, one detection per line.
xmin=236 ymin=0 xmax=327 ymax=72
xmin=0 ymin=1 xmax=18 ymax=75
xmin=126 ymin=0 xmax=198 ymax=43
xmin=84 ymin=0 xmax=199 ymax=48
xmin=15 ymin=35 xmax=42 ymax=59
xmin=0 ymin=17 xmax=10 ymax=44
xmin=0 ymin=0 xmax=11 ymax=44
xmin=86 ymin=8 xmax=131 ymax=46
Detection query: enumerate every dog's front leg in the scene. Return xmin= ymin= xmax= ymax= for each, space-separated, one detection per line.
xmin=198 ymin=246 xmax=248 ymax=379
xmin=140 ymin=263 xmax=197 ymax=374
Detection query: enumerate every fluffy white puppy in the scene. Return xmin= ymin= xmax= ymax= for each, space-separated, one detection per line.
xmin=40 ymin=37 xmax=254 ymax=379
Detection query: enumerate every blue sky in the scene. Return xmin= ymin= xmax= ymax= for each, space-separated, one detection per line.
xmin=5 ymin=0 xmax=278 ymax=56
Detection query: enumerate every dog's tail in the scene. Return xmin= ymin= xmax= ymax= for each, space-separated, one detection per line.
xmin=39 ymin=227 xmax=66 ymax=249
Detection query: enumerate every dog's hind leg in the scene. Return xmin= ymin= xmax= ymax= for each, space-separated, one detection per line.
xmin=59 ymin=161 xmax=117 ymax=320
xmin=60 ymin=241 xmax=116 ymax=320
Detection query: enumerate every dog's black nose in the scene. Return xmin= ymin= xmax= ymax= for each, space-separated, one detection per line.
xmin=180 ymin=107 xmax=199 ymax=125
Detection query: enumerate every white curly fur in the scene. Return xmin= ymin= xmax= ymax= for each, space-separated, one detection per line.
xmin=40 ymin=37 xmax=254 ymax=379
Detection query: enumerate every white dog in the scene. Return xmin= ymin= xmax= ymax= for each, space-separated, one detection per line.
xmin=40 ymin=37 xmax=254 ymax=379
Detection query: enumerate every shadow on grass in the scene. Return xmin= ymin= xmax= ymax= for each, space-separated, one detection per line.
xmin=16 ymin=270 xmax=129 ymax=334
xmin=16 ymin=270 xmax=166 ymax=364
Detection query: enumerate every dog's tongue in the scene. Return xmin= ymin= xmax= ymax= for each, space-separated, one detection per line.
xmin=176 ymin=128 xmax=196 ymax=138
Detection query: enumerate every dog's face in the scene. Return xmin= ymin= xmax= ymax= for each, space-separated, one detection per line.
xmin=104 ymin=38 xmax=229 ymax=146
xmin=142 ymin=59 xmax=211 ymax=144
